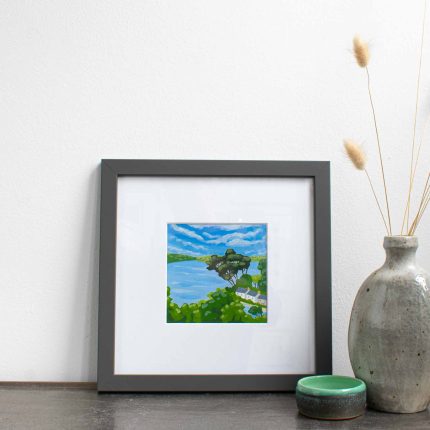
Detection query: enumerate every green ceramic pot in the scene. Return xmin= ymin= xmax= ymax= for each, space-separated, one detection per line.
xmin=296 ymin=375 xmax=366 ymax=420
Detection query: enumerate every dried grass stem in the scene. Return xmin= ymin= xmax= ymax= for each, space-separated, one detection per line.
xmin=344 ymin=139 xmax=389 ymax=234
xmin=402 ymin=0 xmax=427 ymax=234
xmin=366 ymin=66 xmax=392 ymax=235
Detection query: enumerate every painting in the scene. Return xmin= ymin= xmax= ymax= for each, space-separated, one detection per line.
xmin=167 ymin=223 xmax=267 ymax=323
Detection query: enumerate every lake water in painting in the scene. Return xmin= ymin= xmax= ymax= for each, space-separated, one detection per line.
xmin=168 ymin=260 xmax=260 ymax=305
xmin=166 ymin=223 xmax=268 ymax=323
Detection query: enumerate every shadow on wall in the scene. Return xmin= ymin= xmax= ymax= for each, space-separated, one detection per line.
xmin=66 ymin=164 xmax=100 ymax=382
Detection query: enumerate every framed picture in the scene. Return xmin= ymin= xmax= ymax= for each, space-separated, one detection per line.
xmin=98 ymin=160 xmax=331 ymax=392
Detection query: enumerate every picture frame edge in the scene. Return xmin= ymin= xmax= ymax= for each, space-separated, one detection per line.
xmin=97 ymin=159 xmax=332 ymax=392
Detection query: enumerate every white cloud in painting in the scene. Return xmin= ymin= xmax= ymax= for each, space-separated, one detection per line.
xmin=171 ymin=224 xmax=204 ymax=241
xmin=202 ymin=231 xmax=217 ymax=239
xmin=206 ymin=228 xmax=262 ymax=245
xmin=189 ymin=224 xmax=258 ymax=231
xmin=168 ymin=223 xmax=267 ymax=256
xmin=216 ymin=224 xmax=255 ymax=231
xmin=227 ymin=238 xmax=265 ymax=247
xmin=174 ymin=237 xmax=207 ymax=250
xmin=168 ymin=245 xmax=201 ymax=256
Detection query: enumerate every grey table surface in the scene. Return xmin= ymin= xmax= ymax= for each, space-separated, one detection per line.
xmin=0 ymin=387 xmax=429 ymax=430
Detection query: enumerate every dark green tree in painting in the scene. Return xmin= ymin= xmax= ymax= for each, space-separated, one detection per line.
xmin=206 ymin=249 xmax=251 ymax=286
xmin=235 ymin=273 xmax=253 ymax=290
xmin=257 ymin=257 xmax=267 ymax=293
xmin=248 ymin=305 xmax=264 ymax=317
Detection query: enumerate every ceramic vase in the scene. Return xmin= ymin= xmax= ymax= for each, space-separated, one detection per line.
xmin=348 ymin=236 xmax=430 ymax=413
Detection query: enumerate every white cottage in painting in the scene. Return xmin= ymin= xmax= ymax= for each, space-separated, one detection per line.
xmin=235 ymin=288 xmax=248 ymax=299
xmin=235 ymin=288 xmax=267 ymax=307
xmin=256 ymin=294 xmax=267 ymax=306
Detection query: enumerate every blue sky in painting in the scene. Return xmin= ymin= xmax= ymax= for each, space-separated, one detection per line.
xmin=167 ymin=224 xmax=267 ymax=257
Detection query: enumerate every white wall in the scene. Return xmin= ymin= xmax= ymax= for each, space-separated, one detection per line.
xmin=1 ymin=0 xmax=429 ymax=382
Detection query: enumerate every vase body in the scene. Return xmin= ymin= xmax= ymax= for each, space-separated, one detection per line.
xmin=348 ymin=236 xmax=430 ymax=413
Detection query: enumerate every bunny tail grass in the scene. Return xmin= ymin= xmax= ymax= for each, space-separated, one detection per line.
xmin=353 ymin=36 xmax=370 ymax=68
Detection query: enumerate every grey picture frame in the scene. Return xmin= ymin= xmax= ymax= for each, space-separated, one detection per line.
xmin=98 ymin=159 xmax=332 ymax=392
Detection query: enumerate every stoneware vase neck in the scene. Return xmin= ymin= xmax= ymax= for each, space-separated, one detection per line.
xmin=383 ymin=236 xmax=418 ymax=267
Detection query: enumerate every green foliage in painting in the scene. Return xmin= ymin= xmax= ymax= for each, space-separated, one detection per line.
xmin=235 ymin=274 xmax=253 ymax=290
xmin=167 ymin=286 xmax=266 ymax=324
xmin=257 ymin=258 xmax=267 ymax=293
xmin=167 ymin=253 xmax=197 ymax=264
xmin=248 ymin=305 xmax=264 ymax=317
xmin=251 ymin=274 xmax=261 ymax=288
xmin=206 ymin=249 xmax=251 ymax=286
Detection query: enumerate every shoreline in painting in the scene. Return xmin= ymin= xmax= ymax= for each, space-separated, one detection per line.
xmin=167 ymin=224 xmax=268 ymax=324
